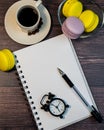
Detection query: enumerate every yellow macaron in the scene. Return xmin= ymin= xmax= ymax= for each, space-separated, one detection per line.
xmin=0 ymin=51 xmax=9 ymax=71
xmin=0 ymin=49 xmax=15 ymax=71
xmin=85 ymin=14 xmax=99 ymax=32
xmin=62 ymin=0 xmax=78 ymax=17
xmin=79 ymin=10 xmax=99 ymax=32
xmin=62 ymin=0 xmax=83 ymax=17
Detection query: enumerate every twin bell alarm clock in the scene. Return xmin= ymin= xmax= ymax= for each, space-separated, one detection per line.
xmin=40 ymin=92 xmax=70 ymax=118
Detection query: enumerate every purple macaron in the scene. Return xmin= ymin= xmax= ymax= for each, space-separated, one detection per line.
xmin=62 ymin=16 xmax=84 ymax=39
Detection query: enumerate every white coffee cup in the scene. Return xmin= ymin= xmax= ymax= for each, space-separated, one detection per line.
xmin=16 ymin=0 xmax=42 ymax=33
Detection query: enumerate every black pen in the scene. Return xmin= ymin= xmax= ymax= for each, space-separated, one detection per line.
xmin=57 ymin=67 xmax=103 ymax=123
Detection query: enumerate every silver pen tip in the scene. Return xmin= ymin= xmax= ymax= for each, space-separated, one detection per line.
xmin=57 ymin=68 xmax=64 ymax=75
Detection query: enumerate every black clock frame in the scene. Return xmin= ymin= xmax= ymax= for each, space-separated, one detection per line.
xmin=40 ymin=92 xmax=69 ymax=118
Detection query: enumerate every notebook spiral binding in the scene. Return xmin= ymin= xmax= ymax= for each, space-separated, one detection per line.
xmin=14 ymin=55 xmax=44 ymax=130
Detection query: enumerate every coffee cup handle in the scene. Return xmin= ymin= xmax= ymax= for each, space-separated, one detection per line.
xmin=35 ymin=0 xmax=42 ymax=7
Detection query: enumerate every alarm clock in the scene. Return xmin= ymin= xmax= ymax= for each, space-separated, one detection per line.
xmin=40 ymin=92 xmax=70 ymax=118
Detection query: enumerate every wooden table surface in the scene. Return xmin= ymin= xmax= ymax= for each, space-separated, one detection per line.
xmin=0 ymin=0 xmax=104 ymax=130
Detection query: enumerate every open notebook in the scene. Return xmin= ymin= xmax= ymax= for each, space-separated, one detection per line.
xmin=14 ymin=34 xmax=96 ymax=130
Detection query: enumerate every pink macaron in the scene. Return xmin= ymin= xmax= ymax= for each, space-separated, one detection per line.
xmin=62 ymin=16 xmax=84 ymax=39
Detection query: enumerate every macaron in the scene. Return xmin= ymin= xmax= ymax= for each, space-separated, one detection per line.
xmin=62 ymin=0 xmax=77 ymax=17
xmin=86 ymin=14 xmax=99 ymax=32
xmin=62 ymin=16 xmax=84 ymax=39
xmin=79 ymin=10 xmax=99 ymax=32
xmin=0 ymin=49 xmax=15 ymax=71
xmin=62 ymin=0 xmax=83 ymax=17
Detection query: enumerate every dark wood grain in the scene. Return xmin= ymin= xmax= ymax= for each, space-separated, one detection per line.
xmin=0 ymin=0 xmax=104 ymax=130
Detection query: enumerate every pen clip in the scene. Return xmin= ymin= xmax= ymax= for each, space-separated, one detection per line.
xmin=91 ymin=105 xmax=103 ymax=123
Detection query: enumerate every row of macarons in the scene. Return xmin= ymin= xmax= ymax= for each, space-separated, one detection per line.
xmin=61 ymin=0 xmax=99 ymax=39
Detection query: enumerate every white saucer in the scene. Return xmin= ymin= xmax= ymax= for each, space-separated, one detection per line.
xmin=4 ymin=0 xmax=51 ymax=45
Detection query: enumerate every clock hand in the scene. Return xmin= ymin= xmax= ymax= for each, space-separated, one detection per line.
xmin=57 ymin=102 xmax=61 ymax=107
xmin=51 ymin=103 xmax=61 ymax=112
xmin=51 ymin=103 xmax=57 ymax=108
xmin=57 ymin=106 xmax=61 ymax=112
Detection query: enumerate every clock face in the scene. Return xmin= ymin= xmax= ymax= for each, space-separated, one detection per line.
xmin=49 ymin=98 xmax=66 ymax=116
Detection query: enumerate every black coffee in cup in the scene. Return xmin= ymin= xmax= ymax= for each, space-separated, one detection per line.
xmin=17 ymin=7 xmax=38 ymax=27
